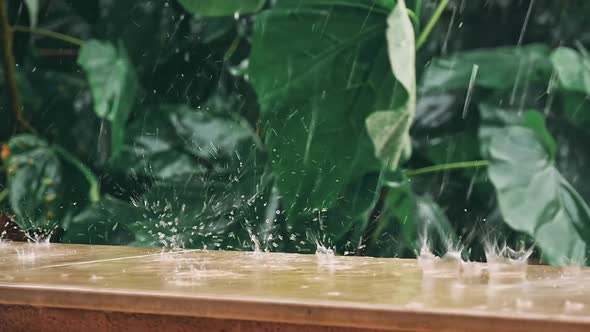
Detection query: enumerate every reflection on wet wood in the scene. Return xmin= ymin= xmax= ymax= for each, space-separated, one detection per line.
xmin=0 ymin=242 xmax=589 ymax=332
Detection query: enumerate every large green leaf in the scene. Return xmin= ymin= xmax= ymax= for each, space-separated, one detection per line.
xmin=487 ymin=122 xmax=590 ymax=265
xmin=551 ymin=47 xmax=590 ymax=94
xmin=421 ymin=44 xmax=552 ymax=93
xmin=110 ymin=104 xmax=273 ymax=249
xmin=478 ymin=103 xmax=529 ymax=158
xmin=77 ymin=40 xmax=138 ymax=159
xmin=3 ymin=135 xmax=62 ymax=231
xmin=178 ymin=0 xmax=265 ymax=16
xmin=61 ymin=195 xmax=135 ymax=245
xmin=249 ymin=0 xmax=399 ymax=217
xmin=479 ymin=104 xmax=556 ymax=159
xmin=3 ymin=135 xmax=92 ymax=232
xmin=365 ymin=0 xmax=415 ymax=170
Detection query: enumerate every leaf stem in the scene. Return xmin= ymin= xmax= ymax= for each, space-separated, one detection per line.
xmin=11 ymin=25 xmax=84 ymax=46
xmin=0 ymin=189 xmax=7 ymax=203
xmin=416 ymin=0 xmax=448 ymax=50
xmin=0 ymin=1 xmax=37 ymax=134
xmin=52 ymin=146 xmax=100 ymax=203
xmin=406 ymin=10 xmax=420 ymax=33
xmin=405 ymin=160 xmax=489 ymax=177
xmin=414 ymin=0 xmax=422 ymax=31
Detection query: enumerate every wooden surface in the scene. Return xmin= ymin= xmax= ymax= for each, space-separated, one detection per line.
xmin=1 ymin=242 xmax=590 ymax=331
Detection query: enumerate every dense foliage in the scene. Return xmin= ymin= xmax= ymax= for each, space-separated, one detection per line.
xmin=1 ymin=0 xmax=589 ymax=265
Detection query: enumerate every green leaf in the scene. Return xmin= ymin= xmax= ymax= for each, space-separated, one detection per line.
xmin=178 ymin=0 xmax=265 ymax=16
xmin=421 ymin=44 xmax=552 ymax=93
xmin=488 ymin=126 xmax=590 ymax=265
xmin=367 ymin=175 xmax=458 ymax=257
xmin=479 ymin=104 xmax=556 ymax=160
xmin=478 ymin=103 xmax=527 ymax=158
xmin=521 ymin=111 xmax=557 ymax=160
xmin=110 ymin=104 xmax=272 ymax=249
xmin=327 ymin=173 xmax=382 ymax=253
xmin=112 ymin=104 xmax=260 ymax=179
xmin=77 ymin=40 xmax=138 ymax=159
xmin=3 ymin=135 xmax=92 ymax=232
xmin=4 ymin=135 xmax=62 ymax=231
xmin=365 ymin=0 xmax=415 ymax=170
xmin=61 ymin=196 xmax=135 ymax=245
xmin=249 ymin=0 xmax=396 ymax=217
xmin=551 ymin=47 xmax=590 ymax=94
xmin=24 ymin=0 xmax=39 ymax=28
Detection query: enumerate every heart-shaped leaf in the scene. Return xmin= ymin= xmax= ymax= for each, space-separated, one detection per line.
xmin=78 ymin=40 xmax=138 ymax=160
xmin=488 ymin=121 xmax=590 ymax=265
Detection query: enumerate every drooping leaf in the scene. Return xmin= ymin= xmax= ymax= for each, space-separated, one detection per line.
xmin=178 ymin=0 xmax=265 ymax=16
xmin=366 ymin=0 xmax=415 ymax=170
xmin=421 ymin=44 xmax=553 ymax=93
xmin=551 ymin=47 xmax=590 ymax=94
xmin=487 ymin=125 xmax=590 ymax=265
xmin=249 ymin=0 xmax=397 ymax=217
xmin=77 ymin=40 xmax=138 ymax=159
xmin=2 ymin=135 xmax=92 ymax=232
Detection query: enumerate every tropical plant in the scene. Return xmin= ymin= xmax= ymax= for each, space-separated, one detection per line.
xmin=1 ymin=0 xmax=589 ymax=265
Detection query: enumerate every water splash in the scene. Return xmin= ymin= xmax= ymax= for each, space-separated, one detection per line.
xmin=417 ymin=237 xmax=464 ymax=276
xmin=484 ymin=240 xmax=532 ymax=276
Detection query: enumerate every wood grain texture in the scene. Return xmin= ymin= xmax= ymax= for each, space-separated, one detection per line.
xmin=1 ymin=243 xmax=590 ymax=331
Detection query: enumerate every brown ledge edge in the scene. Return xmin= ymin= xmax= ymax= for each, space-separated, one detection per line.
xmin=1 ymin=284 xmax=590 ymax=332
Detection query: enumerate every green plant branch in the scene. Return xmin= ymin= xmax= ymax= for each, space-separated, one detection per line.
xmin=405 ymin=160 xmax=490 ymax=177
xmin=53 ymin=146 xmax=100 ymax=203
xmin=0 ymin=0 xmax=37 ymax=134
xmin=0 ymin=189 xmax=7 ymax=203
xmin=11 ymin=25 xmax=84 ymax=46
xmin=416 ymin=0 xmax=448 ymax=50
xmin=413 ymin=0 xmax=422 ymax=32
xmin=406 ymin=10 xmax=420 ymax=33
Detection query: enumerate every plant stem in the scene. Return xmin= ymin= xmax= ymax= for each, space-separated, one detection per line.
xmin=11 ymin=25 xmax=84 ymax=46
xmin=414 ymin=0 xmax=422 ymax=31
xmin=53 ymin=146 xmax=100 ymax=203
xmin=0 ymin=0 xmax=37 ymax=134
xmin=0 ymin=189 xmax=7 ymax=203
xmin=406 ymin=10 xmax=420 ymax=33
xmin=405 ymin=160 xmax=490 ymax=177
xmin=416 ymin=0 xmax=448 ymax=50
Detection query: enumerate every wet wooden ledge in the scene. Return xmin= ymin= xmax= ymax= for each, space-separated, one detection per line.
xmin=1 ymin=242 xmax=590 ymax=332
